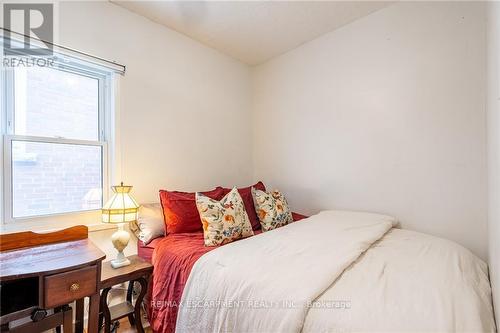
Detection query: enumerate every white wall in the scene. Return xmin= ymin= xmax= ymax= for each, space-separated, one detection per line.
xmin=2 ymin=1 xmax=492 ymax=267
xmin=59 ymin=1 xmax=253 ymax=203
xmin=1 ymin=0 xmax=253 ymax=237
xmin=487 ymin=0 xmax=500 ymax=325
xmin=56 ymin=1 xmax=253 ymax=255
xmin=56 ymin=1 xmax=499 ymax=321
xmin=253 ymin=2 xmax=488 ymax=259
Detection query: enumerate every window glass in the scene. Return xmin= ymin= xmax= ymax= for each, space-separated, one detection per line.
xmin=12 ymin=141 xmax=102 ymax=218
xmin=14 ymin=67 xmax=99 ymax=140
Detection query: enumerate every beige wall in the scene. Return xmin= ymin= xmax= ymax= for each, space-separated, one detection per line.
xmin=252 ymin=1 xmax=488 ymax=260
xmin=56 ymin=1 xmax=253 ymax=254
xmin=487 ymin=0 xmax=500 ymax=324
xmin=59 ymin=1 xmax=253 ymax=203
xmin=2 ymin=1 xmax=253 ymax=233
xmin=66 ymin=0 xmax=499 ymax=320
xmin=1 ymin=1 xmax=493 ymax=270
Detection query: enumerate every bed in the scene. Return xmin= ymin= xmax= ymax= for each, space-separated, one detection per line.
xmin=140 ymin=210 xmax=496 ymax=333
xmin=140 ymin=212 xmax=307 ymax=332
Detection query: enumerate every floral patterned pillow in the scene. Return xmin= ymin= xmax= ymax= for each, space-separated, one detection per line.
xmin=252 ymin=188 xmax=293 ymax=232
xmin=196 ymin=187 xmax=254 ymax=246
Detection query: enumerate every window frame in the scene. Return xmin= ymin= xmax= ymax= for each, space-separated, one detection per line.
xmin=1 ymin=59 xmax=113 ymax=225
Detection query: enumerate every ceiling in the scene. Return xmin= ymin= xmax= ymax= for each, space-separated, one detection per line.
xmin=111 ymin=1 xmax=393 ymax=66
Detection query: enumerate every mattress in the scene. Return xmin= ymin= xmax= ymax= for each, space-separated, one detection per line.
xmin=137 ymin=237 xmax=162 ymax=263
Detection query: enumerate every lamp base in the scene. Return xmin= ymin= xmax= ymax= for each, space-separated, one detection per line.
xmin=111 ymin=249 xmax=131 ymax=268
xmin=111 ymin=256 xmax=131 ymax=268
xmin=110 ymin=224 xmax=131 ymax=269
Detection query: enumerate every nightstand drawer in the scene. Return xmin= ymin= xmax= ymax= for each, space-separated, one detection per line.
xmin=44 ymin=265 xmax=97 ymax=308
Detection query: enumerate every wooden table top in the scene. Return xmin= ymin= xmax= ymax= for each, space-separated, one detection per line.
xmin=0 ymin=239 xmax=106 ymax=281
xmin=100 ymin=255 xmax=153 ymax=289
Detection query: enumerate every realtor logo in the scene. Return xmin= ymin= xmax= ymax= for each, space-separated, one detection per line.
xmin=3 ymin=3 xmax=53 ymax=56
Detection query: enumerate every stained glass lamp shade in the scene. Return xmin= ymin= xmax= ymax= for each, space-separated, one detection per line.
xmin=102 ymin=182 xmax=139 ymax=268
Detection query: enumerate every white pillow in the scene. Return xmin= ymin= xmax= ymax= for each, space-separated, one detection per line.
xmin=135 ymin=203 xmax=165 ymax=244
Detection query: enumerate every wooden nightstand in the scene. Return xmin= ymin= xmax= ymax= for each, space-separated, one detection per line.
xmin=99 ymin=255 xmax=153 ymax=333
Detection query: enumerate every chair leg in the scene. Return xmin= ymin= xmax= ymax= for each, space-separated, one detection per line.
xmin=62 ymin=305 xmax=73 ymax=333
xmin=75 ymin=299 xmax=84 ymax=333
xmin=54 ymin=307 xmax=62 ymax=333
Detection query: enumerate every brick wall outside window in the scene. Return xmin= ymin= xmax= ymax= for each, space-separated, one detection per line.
xmin=11 ymin=67 xmax=103 ymax=218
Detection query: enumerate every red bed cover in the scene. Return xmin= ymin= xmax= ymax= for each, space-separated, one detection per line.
xmin=144 ymin=213 xmax=307 ymax=333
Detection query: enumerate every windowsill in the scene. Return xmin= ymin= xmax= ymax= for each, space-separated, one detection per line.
xmin=0 ymin=221 xmax=117 ymax=234
xmin=88 ymin=222 xmax=117 ymax=232
xmin=0 ymin=210 xmax=117 ymax=234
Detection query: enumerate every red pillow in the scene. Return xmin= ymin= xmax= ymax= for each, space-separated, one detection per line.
xmin=221 ymin=181 xmax=266 ymax=231
xmin=159 ymin=187 xmax=226 ymax=234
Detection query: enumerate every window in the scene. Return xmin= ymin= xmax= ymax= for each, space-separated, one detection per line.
xmin=2 ymin=57 xmax=113 ymax=222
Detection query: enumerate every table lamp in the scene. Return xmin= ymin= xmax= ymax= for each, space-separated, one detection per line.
xmin=102 ymin=182 xmax=140 ymax=268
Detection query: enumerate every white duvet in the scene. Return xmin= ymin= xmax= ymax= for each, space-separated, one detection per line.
xmin=176 ymin=210 xmax=496 ymax=333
